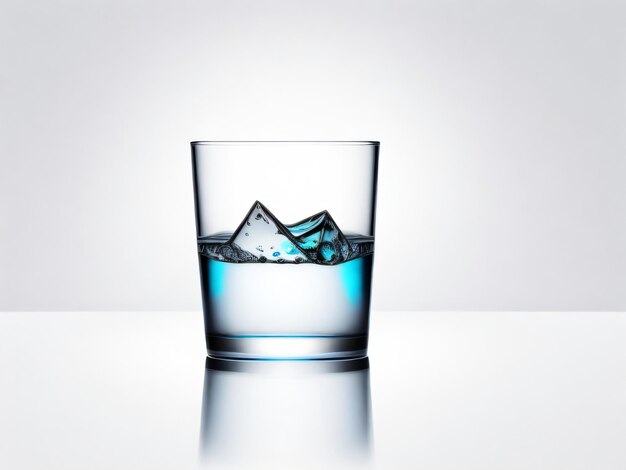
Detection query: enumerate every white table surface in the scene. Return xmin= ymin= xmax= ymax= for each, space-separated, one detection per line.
xmin=1 ymin=311 xmax=625 ymax=469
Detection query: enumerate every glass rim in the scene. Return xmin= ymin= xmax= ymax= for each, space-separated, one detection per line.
xmin=190 ymin=140 xmax=379 ymax=146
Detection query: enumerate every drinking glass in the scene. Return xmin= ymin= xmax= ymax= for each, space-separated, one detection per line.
xmin=191 ymin=141 xmax=379 ymax=359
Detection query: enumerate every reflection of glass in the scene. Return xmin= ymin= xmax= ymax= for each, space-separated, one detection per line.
xmin=199 ymin=357 xmax=372 ymax=466
xmin=192 ymin=142 xmax=380 ymax=359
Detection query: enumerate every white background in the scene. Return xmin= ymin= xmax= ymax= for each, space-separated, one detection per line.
xmin=1 ymin=0 xmax=625 ymax=311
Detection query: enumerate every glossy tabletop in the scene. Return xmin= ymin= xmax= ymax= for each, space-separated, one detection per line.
xmin=1 ymin=311 xmax=625 ymax=469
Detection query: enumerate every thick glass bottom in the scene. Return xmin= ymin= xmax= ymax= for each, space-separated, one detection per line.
xmin=206 ymin=335 xmax=368 ymax=360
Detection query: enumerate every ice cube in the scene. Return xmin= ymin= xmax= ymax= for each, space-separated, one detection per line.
xmin=229 ymin=202 xmax=310 ymax=263
xmin=200 ymin=201 xmax=359 ymax=265
xmin=286 ymin=210 xmax=352 ymax=265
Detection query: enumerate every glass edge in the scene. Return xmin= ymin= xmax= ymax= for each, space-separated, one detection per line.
xmin=190 ymin=141 xmax=380 ymax=146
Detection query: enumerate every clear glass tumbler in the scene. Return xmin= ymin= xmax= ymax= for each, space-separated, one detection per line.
xmin=191 ymin=141 xmax=379 ymax=359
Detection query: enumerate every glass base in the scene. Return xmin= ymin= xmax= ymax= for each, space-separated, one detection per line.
xmin=206 ymin=335 xmax=368 ymax=360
